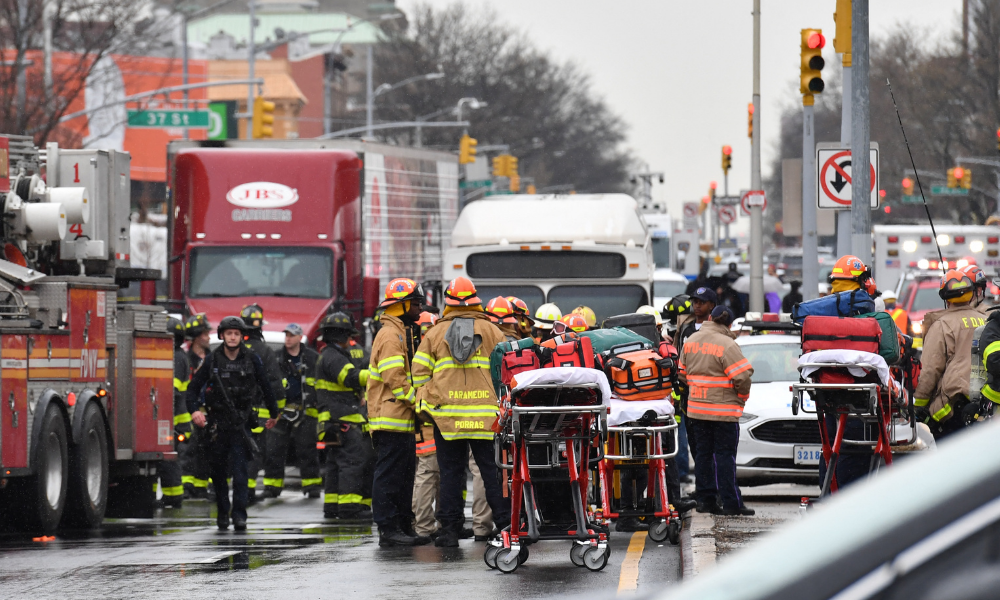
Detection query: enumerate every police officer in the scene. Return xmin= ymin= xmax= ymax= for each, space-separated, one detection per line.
xmin=157 ymin=318 xmax=188 ymax=509
xmin=239 ymin=304 xmax=287 ymax=501
xmin=263 ymin=323 xmax=321 ymax=498
xmin=315 ymin=312 xmax=372 ymax=521
xmin=182 ymin=313 xmax=212 ymax=498
xmin=187 ymin=317 xmax=279 ymax=531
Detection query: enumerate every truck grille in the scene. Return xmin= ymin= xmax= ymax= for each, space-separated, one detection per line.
xmin=750 ymin=420 xmax=821 ymax=445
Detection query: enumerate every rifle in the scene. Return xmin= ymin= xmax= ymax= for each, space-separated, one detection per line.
xmin=212 ymin=368 xmax=261 ymax=455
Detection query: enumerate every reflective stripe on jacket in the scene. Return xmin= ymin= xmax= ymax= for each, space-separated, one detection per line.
xmin=980 ymin=309 xmax=1000 ymax=405
xmin=413 ymin=310 xmax=506 ymax=441
xmin=315 ymin=344 xmax=367 ymax=429
xmin=677 ymin=321 xmax=753 ymax=422
xmin=366 ymin=314 xmax=418 ymax=433
xmin=914 ymin=304 xmax=984 ymax=422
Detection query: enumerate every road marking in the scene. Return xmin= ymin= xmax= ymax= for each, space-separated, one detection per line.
xmin=617 ymin=531 xmax=646 ymax=594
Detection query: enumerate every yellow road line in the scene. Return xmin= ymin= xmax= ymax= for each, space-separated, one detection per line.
xmin=617 ymin=531 xmax=646 ymax=594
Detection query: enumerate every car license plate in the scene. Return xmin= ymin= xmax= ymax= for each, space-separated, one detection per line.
xmin=793 ymin=445 xmax=822 ymax=465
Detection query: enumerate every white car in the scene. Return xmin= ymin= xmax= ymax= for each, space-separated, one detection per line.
xmin=735 ymin=334 xmax=821 ymax=485
xmin=652 ymin=268 xmax=689 ymax=311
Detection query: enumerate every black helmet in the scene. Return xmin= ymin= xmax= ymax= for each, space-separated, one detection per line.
xmin=185 ymin=313 xmax=209 ymax=338
xmin=662 ymin=295 xmax=693 ymax=325
xmin=319 ymin=311 xmax=358 ymax=335
xmin=240 ymin=303 xmax=264 ymax=330
xmin=217 ymin=315 xmax=246 ymax=338
xmin=167 ymin=317 xmax=185 ymax=341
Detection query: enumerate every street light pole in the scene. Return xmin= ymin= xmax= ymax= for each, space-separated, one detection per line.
xmin=246 ymin=0 xmax=256 ymax=140
xmin=851 ymin=0 xmax=872 ymax=263
xmin=749 ymin=0 xmax=764 ymax=312
xmin=365 ymin=44 xmax=374 ymax=138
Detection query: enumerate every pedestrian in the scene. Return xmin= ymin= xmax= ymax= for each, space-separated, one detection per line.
xmin=914 ymin=269 xmax=984 ymax=440
xmin=413 ymin=277 xmax=511 ymax=547
xmin=314 ymin=312 xmax=374 ymax=521
xmin=157 ymin=317 xmax=188 ymax=509
xmin=532 ymin=303 xmax=562 ymax=343
xmin=486 ymin=296 xmax=521 ymax=340
xmin=182 ymin=313 xmax=212 ymax=499
xmin=263 ymin=323 xmax=321 ymax=498
xmin=187 ymin=316 xmax=279 ymax=531
xmin=881 ymin=290 xmax=910 ymax=334
xmin=367 ymin=278 xmax=429 ymax=546
xmin=239 ymin=304 xmax=288 ymax=502
xmin=678 ymin=305 xmax=754 ymax=516
xmin=507 ymin=297 xmax=535 ymax=339
xmin=781 ymin=281 xmax=803 ymax=313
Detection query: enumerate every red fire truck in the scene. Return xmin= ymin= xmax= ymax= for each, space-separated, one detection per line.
xmin=0 ymin=136 xmax=174 ymax=533
xmin=166 ymin=140 xmax=459 ymax=344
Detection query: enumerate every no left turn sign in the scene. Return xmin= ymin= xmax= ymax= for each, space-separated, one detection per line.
xmin=816 ymin=143 xmax=879 ymax=209
xmin=717 ymin=205 xmax=737 ymax=224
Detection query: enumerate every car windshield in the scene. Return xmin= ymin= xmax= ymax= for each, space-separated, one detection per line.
xmin=653 ymin=280 xmax=687 ymax=299
xmin=474 ymin=285 xmax=545 ymax=315
xmin=911 ymin=285 xmax=945 ymax=312
xmin=652 ymin=237 xmax=671 ymax=269
xmin=738 ymin=342 xmax=801 ymax=383
xmin=189 ymin=246 xmax=332 ymax=299
xmin=547 ymin=285 xmax=649 ymax=324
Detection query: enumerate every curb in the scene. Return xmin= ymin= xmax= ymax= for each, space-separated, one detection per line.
xmin=679 ymin=514 xmax=694 ymax=578
xmin=680 ymin=511 xmax=717 ymax=579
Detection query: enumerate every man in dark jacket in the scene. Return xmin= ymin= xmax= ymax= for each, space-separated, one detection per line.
xmin=182 ymin=313 xmax=212 ymax=499
xmin=188 ymin=316 xmax=278 ymax=531
xmin=263 ymin=323 xmax=321 ymax=498
xmin=157 ymin=318 xmax=188 ymax=509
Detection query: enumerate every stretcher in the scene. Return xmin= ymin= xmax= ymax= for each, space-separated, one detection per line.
xmin=596 ymin=397 xmax=681 ymax=545
xmin=486 ymin=368 xmax=610 ymax=574
xmin=791 ymin=350 xmax=916 ymax=496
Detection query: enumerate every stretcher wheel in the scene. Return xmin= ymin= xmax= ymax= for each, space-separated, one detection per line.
xmin=667 ymin=520 xmax=681 ymax=546
xmin=497 ymin=548 xmax=520 ymax=574
xmin=648 ymin=519 xmax=669 ymax=543
xmin=518 ymin=545 xmax=529 ymax=565
xmin=583 ymin=546 xmax=610 ymax=572
xmin=484 ymin=545 xmax=501 ymax=569
xmin=570 ymin=543 xmax=588 ymax=567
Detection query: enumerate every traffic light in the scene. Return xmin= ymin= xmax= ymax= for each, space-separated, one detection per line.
xmin=526 ymin=183 xmax=536 ymax=194
xmin=492 ymin=155 xmax=505 ymax=177
xmin=947 ymin=167 xmax=959 ymax=188
xmin=508 ymin=156 xmax=519 ymax=178
xmin=833 ymin=0 xmax=852 ymax=61
xmin=510 ymin=173 xmax=521 ymax=193
xmin=699 ymin=195 xmax=710 ymax=215
xmin=747 ymin=103 xmax=754 ymax=139
xmin=902 ymin=177 xmax=913 ymax=196
xmin=709 ymin=181 xmax=717 ymax=199
xmin=996 ymin=128 xmax=999 ymax=153
xmin=459 ymin=134 xmax=478 ymax=164
xmin=959 ymin=167 xmax=972 ymax=189
xmin=722 ymin=145 xmax=732 ymax=174
xmin=251 ymin=97 xmax=275 ymax=139
xmin=800 ymin=29 xmax=826 ymax=102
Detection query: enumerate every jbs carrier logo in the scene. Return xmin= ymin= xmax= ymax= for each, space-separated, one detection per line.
xmin=226 ymin=181 xmax=297 ymax=222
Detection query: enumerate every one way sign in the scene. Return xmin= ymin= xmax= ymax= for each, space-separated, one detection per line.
xmin=815 ymin=142 xmax=879 ymax=209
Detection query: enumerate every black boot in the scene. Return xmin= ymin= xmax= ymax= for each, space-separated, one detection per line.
xmin=673 ymin=497 xmax=698 ymax=513
xmin=615 ymin=516 xmax=649 ymax=532
xmin=400 ymin=522 xmax=433 ymax=546
xmin=379 ymin=528 xmax=419 ymax=547
xmin=217 ymin=514 xmax=231 ymax=531
xmin=233 ymin=515 xmax=247 ymax=531
xmin=434 ymin=524 xmax=461 ymax=547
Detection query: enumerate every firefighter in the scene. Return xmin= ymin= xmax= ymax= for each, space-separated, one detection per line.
xmin=157 ymin=318 xmax=188 ymax=509
xmin=413 ymin=277 xmax=511 ymax=547
xmin=239 ymin=304 xmax=287 ymax=501
xmin=368 ymin=279 xmax=430 ymax=546
xmin=187 ymin=316 xmax=279 ymax=531
xmin=507 ymin=296 xmax=534 ymax=338
xmin=314 ymin=312 xmax=374 ymax=523
xmin=532 ymin=303 xmax=562 ymax=342
xmin=571 ymin=305 xmax=598 ymax=329
xmin=674 ymin=287 xmax=716 ymax=499
xmin=553 ymin=312 xmax=590 ymax=335
xmin=975 ymin=276 xmax=1000 ymax=418
xmin=417 ymin=311 xmax=438 ymax=336
xmin=960 ymin=263 xmax=988 ymax=311
xmin=829 ymin=254 xmax=879 ymax=298
xmin=182 ymin=313 xmax=212 ymax=499
xmin=344 ymin=313 xmax=375 ymax=510
xmin=263 ymin=324 xmax=321 ymax=498
xmin=677 ymin=305 xmax=755 ymax=516
xmin=486 ymin=296 xmax=521 ymax=340
xmin=914 ymin=269 xmax=985 ymax=439
xmin=882 ymin=290 xmax=910 ymax=334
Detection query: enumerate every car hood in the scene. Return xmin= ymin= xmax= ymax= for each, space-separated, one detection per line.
xmin=187 ymin=296 xmax=333 ymax=340
xmin=743 ymin=380 xmax=799 ymax=415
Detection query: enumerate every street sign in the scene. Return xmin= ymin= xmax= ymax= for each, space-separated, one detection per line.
xmin=715 ymin=195 xmax=740 ymax=206
xmin=816 ymin=143 xmax=879 ymax=209
xmin=930 ymin=186 xmax=969 ymax=196
xmin=207 ymin=101 xmax=237 ymax=140
xmin=459 ymin=179 xmax=493 ymax=189
xmin=127 ymin=109 xmax=210 ymax=129
xmin=718 ymin=205 xmax=737 ymax=224
xmin=740 ymin=190 xmax=766 ymax=215
xmin=682 ymin=201 xmax=699 ymax=231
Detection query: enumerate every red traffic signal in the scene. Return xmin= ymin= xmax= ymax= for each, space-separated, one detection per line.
xmin=954 ymin=166 xmax=966 ymax=180
xmin=722 ymin=145 xmax=732 ymax=156
xmin=807 ymin=31 xmax=825 ymax=49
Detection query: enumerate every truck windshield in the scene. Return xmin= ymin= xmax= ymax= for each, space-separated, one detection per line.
xmin=547 ymin=285 xmax=649 ymax=323
xmin=189 ymin=246 xmax=332 ymax=299
xmin=910 ymin=285 xmax=945 ymax=312
xmin=474 ymin=285 xmax=545 ymax=315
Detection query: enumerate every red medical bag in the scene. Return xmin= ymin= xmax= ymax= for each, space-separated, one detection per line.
xmin=801 ymin=316 xmax=881 ymax=354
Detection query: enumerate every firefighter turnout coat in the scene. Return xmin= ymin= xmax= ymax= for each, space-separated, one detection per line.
xmin=677 ymin=320 xmax=754 ymax=422
xmin=413 ymin=310 xmax=506 ymax=441
xmin=367 ymin=314 xmax=418 ymax=433
xmin=315 ymin=343 xmax=368 ymax=428
xmin=915 ymin=303 xmax=985 ymax=422
xmin=977 ymin=309 xmax=1000 ymax=404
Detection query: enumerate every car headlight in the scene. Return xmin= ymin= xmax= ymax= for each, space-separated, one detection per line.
xmin=912 ymin=321 xmax=922 ymax=334
xmin=738 ymin=413 xmax=758 ymax=424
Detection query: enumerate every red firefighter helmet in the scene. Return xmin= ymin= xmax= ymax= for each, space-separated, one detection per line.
xmin=485 ymin=296 xmax=517 ymax=324
xmin=553 ymin=313 xmax=589 ymax=334
xmin=959 ymin=263 xmax=987 ymax=290
xmin=828 ymin=255 xmax=871 ymax=282
xmin=444 ymin=276 xmax=481 ymax=307
xmin=939 ymin=269 xmax=975 ymax=301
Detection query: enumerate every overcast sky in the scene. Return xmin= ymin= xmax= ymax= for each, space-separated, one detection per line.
xmin=401 ymin=0 xmax=963 ymax=229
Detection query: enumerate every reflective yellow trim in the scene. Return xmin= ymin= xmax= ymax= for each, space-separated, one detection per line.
xmin=422 ymin=403 xmax=497 ymax=419
xmin=377 ymin=355 xmax=406 ymax=370
xmin=174 ymin=412 xmax=192 ymax=425
xmin=432 ymin=357 xmax=490 ymax=373
xmin=324 ymin=493 xmax=339 ymax=504
xmin=315 ymin=378 xmax=352 ymax=392
xmin=914 ymin=398 xmax=930 ymax=407
xmin=339 ymin=413 xmax=367 ymax=424
xmin=251 ymin=426 xmax=264 ymax=433
xmin=183 ymin=476 xmax=208 ymax=488
xmin=305 ymin=377 xmax=316 ymax=386
xmin=263 ymin=478 xmax=283 ymax=488
xmin=301 ymin=478 xmax=323 ymax=487
xmin=173 ymin=377 xmax=189 ymax=392
xmin=368 ymin=416 xmax=415 ymax=432
xmin=248 ymin=479 xmax=257 ymax=488
xmin=305 ymin=407 xmax=319 ymax=418
xmin=983 ymin=384 xmax=1000 ymax=404
xmin=282 ymin=378 xmax=288 ymax=389
xmin=338 ymin=493 xmax=364 ymax=505
xmin=256 ymin=407 xmax=272 ymax=419
xmin=413 ymin=352 xmax=434 ymax=369
xmin=932 ymin=403 xmax=954 ymax=421
xmin=359 ymin=369 xmax=370 ymax=387
xmin=277 ymin=399 xmax=286 ymax=410
xmin=361 ymin=497 xmax=372 ymax=507
xmin=437 ymin=431 xmax=494 ymax=441
xmin=161 ymin=485 xmax=184 ymax=497
xmin=984 ymin=341 xmax=1000 ymax=369
xmin=336 ymin=363 xmax=355 ymax=386
xmin=318 ymin=410 xmax=331 ymax=423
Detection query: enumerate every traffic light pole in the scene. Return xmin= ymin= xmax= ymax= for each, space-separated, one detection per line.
xmin=724 ymin=172 xmax=730 ymax=242
xmin=802 ymin=103 xmax=819 ymax=300
xmin=851 ymin=0 xmax=872 ymax=264
xmin=749 ymin=0 xmax=764 ymax=312
xmin=246 ymin=0 xmax=256 ymax=140
xmin=837 ymin=60 xmax=852 ymax=258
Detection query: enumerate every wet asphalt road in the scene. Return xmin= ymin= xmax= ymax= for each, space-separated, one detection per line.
xmin=0 ymin=493 xmax=681 ymax=599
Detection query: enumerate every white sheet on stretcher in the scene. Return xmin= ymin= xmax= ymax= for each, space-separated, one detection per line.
xmin=608 ymin=397 xmax=675 ymax=427
xmin=798 ymin=350 xmax=890 ymax=385
xmin=510 ymin=367 xmax=611 ymax=404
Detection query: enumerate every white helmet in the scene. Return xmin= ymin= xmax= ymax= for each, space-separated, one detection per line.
xmin=881 ymin=289 xmax=897 ymax=302
xmin=636 ymin=305 xmax=663 ymax=326
xmin=533 ymin=303 xmax=562 ymax=330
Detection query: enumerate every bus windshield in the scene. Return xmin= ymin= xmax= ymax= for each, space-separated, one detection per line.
xmin=547 ymin=285 xmax=649 ymax=324
xmin=474 ymin=285 xmax=545 ymax=315
xmin=189 ymin=246 xmax=333 ymax=299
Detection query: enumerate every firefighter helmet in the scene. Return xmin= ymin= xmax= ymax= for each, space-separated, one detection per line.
xmin=507 ymin=296 xmax=529 ymax=316
xmin=533 ymin=303 xmax=562 ymax=330
xmin=663 ymin=295 xmax=693 ymax=324
xmin=960 ymin=263 xmax=987 ymax=290
xmin=217 ymin=316 xmax=246 ymax=338
xmin=939 ymin=269 xmax=975 ymax=302
xmin=417 ymin=311 xmax=438 ymax=334
xmin=444 ymin=276 xmax=481 ymax=306
xmin=636 ymin=305 xmax=663 ymax=326
xmin=185 ymin=313 xmax=209 ymax=338
xmin=571 ymin=306 xmax=598 ymax=329
xmin=829 ymin=255 xmax=871 ymax=282
xmin=485 ymin=296 xmax=517 ymax=324
xmin=554 ymin=313 xmax=589 ymax=334
xmin=380 ymin=278 xmax=422 ymax=308
xmin=167 ymin=317 xmax=185 ymax=341
xmin=240 ymin=303 xmax=264 ymax=329
xmin=320 ymin=311 xmax=359 ymax=335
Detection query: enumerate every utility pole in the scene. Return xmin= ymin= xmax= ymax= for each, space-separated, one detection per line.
xmin=246 ymin=0 xmax=256 ymax=140
xmin=43 ymin=0 xmax=53 ymax=116
xmin=802 ymin=102 xmax=818 ymax=300
xmin=365 ymin=45 xmax=374 ymax=139
xmin=851 ymin=0 xmax=871 ymax=263
xmin=15 ymin=0 xmax=27 ymax=130
xmin=749 ymin=0 xmax=764 ymax=312
xmin=182 ymin=12 xmax=190 ymax=140
xmin=835 ymin=0 xmax=853 ymax=258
